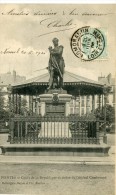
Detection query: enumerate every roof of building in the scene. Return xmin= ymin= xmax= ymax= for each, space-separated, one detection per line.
xmin=98 ymin=77 xmax=115 ymax=86
xmin=98 ymin=73 xmax=115 ymax=86
xmin=12 ymin=71 xmax=104 ymax=87
xmin=11 ymin=70 xmax=108 ymax=96
xmin=0 ymin=71 xmax=26 ymax=86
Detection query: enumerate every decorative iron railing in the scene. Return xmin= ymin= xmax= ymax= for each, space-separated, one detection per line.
xmin=9 ymin=115 xmax=100 ymax=144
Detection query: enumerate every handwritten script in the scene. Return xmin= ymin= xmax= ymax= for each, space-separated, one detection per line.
xmin=0 ymin=7 xmax=114 ymax=53
xmin=1 ymin=8 xmax=113 ymax=16
xmin=0 ymin=48 xmax=46 ymax=56
xmin=1 ymin=8 xmax=113 ymax=38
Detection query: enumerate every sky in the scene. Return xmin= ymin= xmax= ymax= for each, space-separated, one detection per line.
xmin=0 ymin=4 xmax=116 ymax=81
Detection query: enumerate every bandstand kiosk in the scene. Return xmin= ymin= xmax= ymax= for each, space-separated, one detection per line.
xmin=1 ymin=71 xmax=110 ymax=156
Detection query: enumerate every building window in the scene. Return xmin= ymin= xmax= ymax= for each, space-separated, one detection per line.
xmin=70 ymin=107 xmax=73 ymax=114
xmin=75 ymin=107 xmax=79 ymax=114
xmin=81 ymin=99 xmax=85 ymax=107
xmin=86 ymin=96 xmax=90 ymax=107
xmin=70 ymin=107 xmax=80 ymax=114
xmin=106 ymin=95 xmax=109 ymax=103
xmin=97 ymin=96 xmax=99 ymax=103
xmin=86 ymin=100 xmax=90 ymax=107
xmin=86 ymin=107 xmax=90 ymax=114
xmin=87 ymin=95 xmax=90 ymax=100
xmin=76 ymin=97 xmax=80 ymax=101
xmin=81 ymin=108 xmax=84 ymax=115
xmin=70 ymin=99 xmax=74 ymax=106
xmin=75 ymin=100 xmax=79 ymax=107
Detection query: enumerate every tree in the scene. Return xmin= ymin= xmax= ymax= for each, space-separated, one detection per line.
xmin=95 ymin=105 xmax=115 ymax=124
xmin=20 ymin=97 xmax=28 ymax=115
xmin=0 ymin=88 xmax=7 ymax=121
xmin=6 ymin=95 xmax=28 ymax=116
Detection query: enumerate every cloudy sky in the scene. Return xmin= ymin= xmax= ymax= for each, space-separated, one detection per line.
xmin=0 ymin=4 xmax=115 ymax=80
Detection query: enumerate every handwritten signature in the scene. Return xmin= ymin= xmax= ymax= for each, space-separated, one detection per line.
xmin=38 ymin=18 xmax=76 ymax=37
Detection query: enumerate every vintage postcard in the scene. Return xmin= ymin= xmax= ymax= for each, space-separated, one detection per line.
xmin=0 ymin=4 xmax=115 ymax=195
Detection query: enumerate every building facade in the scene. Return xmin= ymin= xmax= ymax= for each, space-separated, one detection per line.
xmin=69 ymin=73 xmax=115 ymax=115
xmin=0 ymin=71 xmax=26 ymax=106
xmin=98 ymin=73 xmax=115 ymax=108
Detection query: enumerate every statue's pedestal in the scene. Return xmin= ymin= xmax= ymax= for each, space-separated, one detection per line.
xmin=39 ymin=90 xmax=72 ymax=116
xmin=45 ymin=89 xmax=67 ymax=94
xmin=1 ymin=144 xmax=110 ymax=157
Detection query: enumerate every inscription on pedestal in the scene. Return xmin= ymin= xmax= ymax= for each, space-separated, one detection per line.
xmin=39 ymin=92 xmax=72 ymax=116
xmin=46 ymin=103 xmax=65 ymax=116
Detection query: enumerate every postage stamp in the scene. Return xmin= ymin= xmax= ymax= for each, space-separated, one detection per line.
xmin=71 ymin=26 xmax=105 ymax=61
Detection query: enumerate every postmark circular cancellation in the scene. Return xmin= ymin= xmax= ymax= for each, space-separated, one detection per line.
xmin=71 ymin=26 xmax=105 ymax=61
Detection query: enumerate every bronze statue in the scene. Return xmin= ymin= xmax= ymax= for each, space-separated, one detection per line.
xmin=47 ymin=38 xmax=65 ymax=90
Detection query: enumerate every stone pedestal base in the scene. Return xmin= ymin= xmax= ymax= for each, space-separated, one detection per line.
xmin=103 ymin=135 xmax=107 ymax=144
xmin=0 ymin=144 xmax=110 ymax=157
xmin=39 ymin=90 xmax=72 ymax=116
xmin=46 ymin=89 xmax=67 ymax=94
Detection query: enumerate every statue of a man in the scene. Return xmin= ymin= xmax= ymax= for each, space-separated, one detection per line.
xmin=47 ymin=38 xmax=65 ymax=90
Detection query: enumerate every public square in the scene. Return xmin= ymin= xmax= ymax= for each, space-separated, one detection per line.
xmin=0 ymin=3 xmax=115 ymax=195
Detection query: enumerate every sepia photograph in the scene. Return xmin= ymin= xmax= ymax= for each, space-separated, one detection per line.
xmin=0 ymin=3 xmax=115 ymax=195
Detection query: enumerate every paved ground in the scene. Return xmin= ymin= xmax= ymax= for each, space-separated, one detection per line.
xmin=107 ymin=133 xmax=115 ymax=146
xmin=0 ymin=134 xmax=115 ymax=165
xmin=0 ymin=164 xmax=115 ymax=195
xmin=0 ymin=133 xmax=115 ymax=195
xmin=0 ymin=134 xmax=8 ymax=145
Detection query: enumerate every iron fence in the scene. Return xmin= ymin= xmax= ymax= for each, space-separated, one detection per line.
xmin=10 ymin=115 xmax=100 ymax=144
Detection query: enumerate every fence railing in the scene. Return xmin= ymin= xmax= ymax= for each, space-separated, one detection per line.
xmin=9 ymin=115 xmax=100 ymax=144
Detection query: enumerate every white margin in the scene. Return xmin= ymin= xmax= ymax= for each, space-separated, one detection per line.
xmin=0 ymin=0 xmax=116 ymax=4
